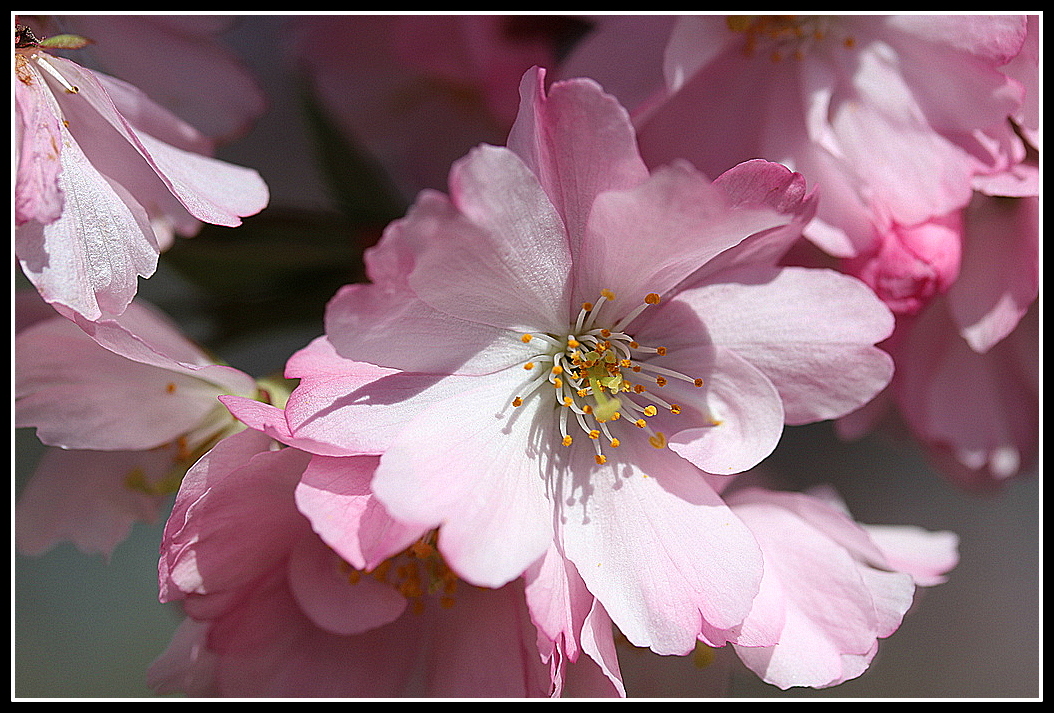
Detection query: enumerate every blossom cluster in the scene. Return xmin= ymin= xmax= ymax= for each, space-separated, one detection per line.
xmin=14 ymin=14 xmax=1038 ymax=699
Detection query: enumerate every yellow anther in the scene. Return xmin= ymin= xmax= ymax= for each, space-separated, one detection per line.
xmin=670 ymin=404 xmax=682 ymax=414
xmin=629 ymin=341 xmax=639 ymax=348
xmin=649 ymin=432 xmax=667 ymax=449
xmin=524 ymin=362 xmax=535 ymax=370
xmin=521 ymin=334 xmax=533 ymax=343
xmin=656 ymin=346 xmax=667 ymax=356
xmin=601 ymin=289 xmax=616 ymax=300
xmin=643 ymin=405 xmax=658 ymax=417
xmin=562 ymin=396 xmax=573 ymax=407
xmin=645 ymin=293 xmax=661 ymax=305
xmin=620 ymin=359 xmax=632 ymax=367
xmin=577 ymin=388 xmax=589 ymax=397
xmin=583 ymin=404 xmax=593 ymax=415
xmin=610 ymin=438 xmax=621 ymax=448
xmin=634 ymin=384 xmax=646 ymax=393
xmin=551 ymin=365 xmax=564 ymax=375
xmin=595 ymin=454 xmax=607 ymax=465
xmin=553 ymin=377 xmax=563 ymax=389
xmin=694 ymin=378 xmax=704 ymax=387
xmin=582 ymin=302 xmax=593 ymax=312
xmin=610 ymin=412 xmax=621 ymax=421
xmin=562 ymin=435 xmax=573 ymax=447
xmin=588 ymin=430 xmax=600 ymax=440
xmin=600 ymin=328 xmax=611 ymax=338
xmin=512 ymin=397 xmax=523 ymax=407
xmin=635 ymin=419 xmax=647 ymax=428
xmin=655 ymin=376 xmax=668 ymax=387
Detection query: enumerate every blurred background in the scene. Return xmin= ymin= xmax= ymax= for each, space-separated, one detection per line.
xmin=13 ymin=14 xmax=1040 ymax=699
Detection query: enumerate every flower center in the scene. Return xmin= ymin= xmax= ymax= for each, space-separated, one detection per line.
xmin=514 ymin=290 xmax=704 ymax=466
xmin=340 ymin=532 xmax=460 ymax=615
xmin=726 ymin=15 xmax=857 ymax=61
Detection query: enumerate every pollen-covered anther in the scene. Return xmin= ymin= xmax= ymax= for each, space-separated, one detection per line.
xmin=524 ymin=361 xmax=535 ymax=370
xmin=609 ymin=438 xmax=621 ymax=448
xmin=512 ymin=397 xmax=523 ymax=407
xmin=670 ymin=404 xmax=682 ymax=415
xmin=648 ymin=432 xmax=667 ymax=449
xmin=642 ymin=405 xmax=658 ymax=417
xmin=588 ymin=430 xmax=600 ymax=440
xmin=595 ymin=454 xmax=607 ymax=465
xmin=562 ymin=435 xmax=573 ymax=447
xmin=655 ymin=376 xmax=667 ymax=387
xmin=521 ymin=333 xmax=533 ymax=343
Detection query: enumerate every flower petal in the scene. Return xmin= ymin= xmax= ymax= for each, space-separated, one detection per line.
xmin=507 ymin=66 xmax=649 ymax=248
xmin=558 ymin=436 xmax=764 ymax=655
xmin=575 ymin=160 xmax=788 ymax=316
xmin=369 ymin=367 xmax=556 ymax=588
xmin=406 ymin=144 xmax=573 ymax=332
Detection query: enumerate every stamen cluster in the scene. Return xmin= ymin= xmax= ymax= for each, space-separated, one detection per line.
xmin=341 ymin=532 xmax=459 ymax=615
xmin=514 ymin=290 xmax=704 ymax=465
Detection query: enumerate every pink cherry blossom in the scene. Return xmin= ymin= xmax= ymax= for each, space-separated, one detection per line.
xmin=725 ymin=486 xmax=958 ymax=689
xmin=244 ymin=67 xmax=895 ymax=659
xmin=15 ymin=295 xmax=260 ymax=556
xmin=566 ymin=15 xmax=1032 ymax=320
xmin=153 ymin=428 xmax=616 ymax=697
xmin=14 ymin=24 xmax=269 ymax=321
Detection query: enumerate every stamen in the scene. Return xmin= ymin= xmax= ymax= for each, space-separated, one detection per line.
xmin=34 ymin=55 xmax=80 ymax=93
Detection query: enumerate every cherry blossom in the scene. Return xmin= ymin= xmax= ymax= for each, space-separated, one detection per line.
xmin=565 ymin=15 xmax=1032 ymax=320
xmin=153 ymin=428 xmax=618 ymax=697
xmin=14 ymin=23 xmax=269 ymax=322
xmin=227 ymin=67 xmax=895 ymax=660
xmin=14 ymin=295 xmax=262 ymax=556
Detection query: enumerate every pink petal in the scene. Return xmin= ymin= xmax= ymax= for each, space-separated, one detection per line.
xmin=654 ymin=345 xmax=786 ymax=475
xmin=16 ymin=314 xmax=234 ymax=451
xmin=946 ymin=194 xmax=1038 ymax=353
xmin=407 ymin=144 xmax=573 ymax=333
xmin=47 ymin=56 xmax=268 ymax=226
xmin=68 ymin=15 xmax=267 ymax=142
xmin=286 ymin=529 xmax=407 ymax=636
xmin=14 ymin=75 xmax=64 ymax=226
xmin=657 ymin=266 xmax=895 ymax=424
xmin=325 ymin=282 xmax=530 ymax=375
xmin=575 ymin=160 xmax=788 ymax=314
xmin=15 ymin=117 xmax=159 ymax=321
xmin=294 ymin=454 xmax=422 ymax=570
xmin=369 ymin=367 xmax=555 ymax=588
xmin=558 ymin=436 xmax=764 ymax=655
xmin=507 ymin=66 xmax=650 ymax=247
xmin=160 ymin=429 xmax=311 ymax=604
xmin=862 ymin=525 xmax=961 ymax=587
xmin=280 ymin=337 xmax=492 ymax=455
xmin=16 ymin=445 xmax=172 ymax=557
